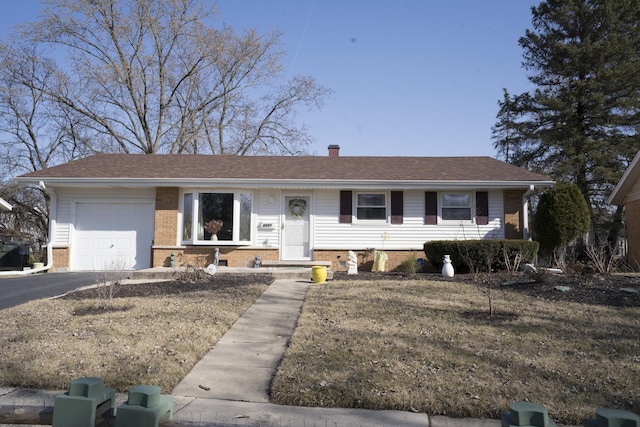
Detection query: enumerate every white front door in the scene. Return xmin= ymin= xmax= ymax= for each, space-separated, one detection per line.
xmin=282 ymin=195 xmax=310 ymax=260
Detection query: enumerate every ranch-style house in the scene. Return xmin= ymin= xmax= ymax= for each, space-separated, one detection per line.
xmin=16 ymin=146 xmax=554 ymax=272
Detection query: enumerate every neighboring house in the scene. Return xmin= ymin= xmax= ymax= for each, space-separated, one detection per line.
xmin=608 ymin=151 xmax=640 ymax=268
xmin=16 ymin=146 xmax=554 ymax=272
xmin=0 ymin=197 xmax=12 ymax=212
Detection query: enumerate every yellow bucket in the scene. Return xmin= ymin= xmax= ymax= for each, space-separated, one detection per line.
xmin=311 ymin=266 xmax=327 ymax=283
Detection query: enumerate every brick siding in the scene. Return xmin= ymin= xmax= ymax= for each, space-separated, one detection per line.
xmin=312 ymin=249 xmax=430 ymax=272
xmin=503 ymin=189 xmax=525 ymax=239
xmin=154 ymin=247 xmax=280 ymax=268
xmin=154 ymin=187 xmax=179 ymax=246
xmin=51 ymin=247 xmax=70 ymax=271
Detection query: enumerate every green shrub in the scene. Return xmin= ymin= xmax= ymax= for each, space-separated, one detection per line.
xmin=533 ymin=183 xmax=590 ymax=256
xmin=423 ymin=240 xmax=539 ymax=273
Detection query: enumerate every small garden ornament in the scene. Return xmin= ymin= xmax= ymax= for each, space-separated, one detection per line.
xmin=373 ymin=250 xmax=388 ymax=272
xmin=347 ymin=250 xmax=358 ymax=275
xmin=442 ymin=254 xmax=454 ymax=278
xmin=213 ymin=248 xmax=219 ymax=267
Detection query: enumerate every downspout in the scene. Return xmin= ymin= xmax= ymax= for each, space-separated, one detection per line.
xmin=522 ymin=184 xmax=535 ymax=241
xmin=0 ymin=181 xmax=54 ymax=276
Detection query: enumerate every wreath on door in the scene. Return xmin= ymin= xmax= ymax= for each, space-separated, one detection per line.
xmin=288 ymin=198 xmax=306 ymax=218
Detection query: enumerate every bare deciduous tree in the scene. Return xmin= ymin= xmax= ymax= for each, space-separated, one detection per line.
xmin=0 ymin=0 xmax=330 ymax=247
xmin=22 ymin=0 xmax=329 ymax=155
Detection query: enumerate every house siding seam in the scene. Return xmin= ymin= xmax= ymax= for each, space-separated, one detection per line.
xmin=625 ymin=199 xmax=640 ymax=269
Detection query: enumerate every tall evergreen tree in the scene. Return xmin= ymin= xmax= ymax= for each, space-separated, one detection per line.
xmin=493 ymin=0 xmax=640 ymax=245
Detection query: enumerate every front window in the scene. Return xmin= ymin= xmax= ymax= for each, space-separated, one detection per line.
xmin=199 ymin=193 xmax=234 ymax=240
xmin=183 ymin=193 xmax=193 ymax=240
xmin=441 ymin=193 xmax=471 ymax=220
xmin=182 ymin=191 xmax=253 ymax=244
xmin=356 ymin=193 xmax=387 ymax=220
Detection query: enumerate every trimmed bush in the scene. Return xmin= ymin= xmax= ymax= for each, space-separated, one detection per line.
xmin=423 ymin=240 xmax=539 ymax=273
xmin=533 ymin=183 xmax=590 ymax=256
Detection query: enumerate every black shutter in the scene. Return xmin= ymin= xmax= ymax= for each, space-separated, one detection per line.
xmin=390 ymin=191 xmax=403 ymax=224
xmin=339 ymin=191 xmax=352 ymax=223
xmin=476 ymin=191 xmax=489 ymax=225
xmin=424 ymin=191 xmax=438 ymax=225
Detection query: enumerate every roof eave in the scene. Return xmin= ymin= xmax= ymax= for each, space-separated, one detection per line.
xmin=608 ymin=151 xmax=640 ymax=205
xmin=17 ymin=177 xmax=556 ymax=190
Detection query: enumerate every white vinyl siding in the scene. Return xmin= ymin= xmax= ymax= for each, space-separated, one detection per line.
xmin=255 ymin=190 xmax=280 ymax=247
xmin=311 ymin=189 xmax=504 ymax=250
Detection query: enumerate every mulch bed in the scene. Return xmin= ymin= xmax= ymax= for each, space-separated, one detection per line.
xmin=62 ymin=269 xmax=640 ymax=308
xmin=332 ymin=270 xmax=640 ymax=307
xmin=62 ymin=273 xmax=274 ymax=300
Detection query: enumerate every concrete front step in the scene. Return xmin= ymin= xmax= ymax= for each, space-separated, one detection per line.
xmin=128 ymin=266 xmax=333 ymax=281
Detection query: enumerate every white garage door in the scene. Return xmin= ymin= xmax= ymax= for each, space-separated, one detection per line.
xmin=73 ymin=202 xmax=154 ymax=271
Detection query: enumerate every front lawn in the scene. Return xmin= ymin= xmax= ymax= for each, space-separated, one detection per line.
xmin=270 ymin=278 xmax=640 ymax=425
xmin=0 ymin=275 xmax=269 ymax=392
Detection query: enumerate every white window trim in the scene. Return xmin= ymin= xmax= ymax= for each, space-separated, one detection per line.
xmin=440 ymin=192 xmax=474 ymax=224
xmin=180 ymin=189 xmax=254 ymax=245
xmin=354 ymin=191 xmax=388 ymax=223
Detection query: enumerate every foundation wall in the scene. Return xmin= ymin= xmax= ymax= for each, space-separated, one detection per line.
xmin=51 ymin=247 xmax=70 ymax=271
xmin=312 ymin=249 xmax=429 ymax=272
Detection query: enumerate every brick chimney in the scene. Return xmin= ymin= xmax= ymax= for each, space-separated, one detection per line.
xmin=328 ymin=145 xmax=340 ymax=157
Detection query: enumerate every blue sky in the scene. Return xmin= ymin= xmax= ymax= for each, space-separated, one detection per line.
xmin=0 ymin=1 xmax=540 ymax=158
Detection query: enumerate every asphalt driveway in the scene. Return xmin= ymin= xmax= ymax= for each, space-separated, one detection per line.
xmin=0 ymin=272 xmax=98 ymax=310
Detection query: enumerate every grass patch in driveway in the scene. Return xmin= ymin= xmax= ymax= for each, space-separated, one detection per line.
xmin=0 ymin=276 xmax=269 ymax=393
xmin=270 ymin=279 xmax=640 ymax=425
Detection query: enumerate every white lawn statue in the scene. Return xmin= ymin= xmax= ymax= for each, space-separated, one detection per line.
xmin=442 ymin=254 xmax=454 ymax=278
xmin=347 ymin=250 xmax=358 ymax=275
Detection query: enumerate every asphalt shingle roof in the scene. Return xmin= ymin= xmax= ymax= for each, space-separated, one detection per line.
xmin=18 ymin=154 xmax=552 ymax=183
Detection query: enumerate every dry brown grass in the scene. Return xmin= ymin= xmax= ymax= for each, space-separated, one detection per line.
xmin=0 ymin=279 xmax=268 ymax=393
xmin=271 ymin=279 xmax=640 ymax=425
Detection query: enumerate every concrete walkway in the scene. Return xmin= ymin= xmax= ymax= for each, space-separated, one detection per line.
xmin=172 ymin=278 xmax=309 ymax=402
xmin=169 ymin=278 xmax=443 ymax=426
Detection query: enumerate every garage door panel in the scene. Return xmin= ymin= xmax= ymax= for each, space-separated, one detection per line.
xmin=73 ymin=202 xmax=154 ymax=271
xmin=76 ymin=237 xmax=96 ymax=250
xmin=114 ymin=238 xmax=133 ymax=250
xmin=96 ymin=238 xmax=113 ymax=250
